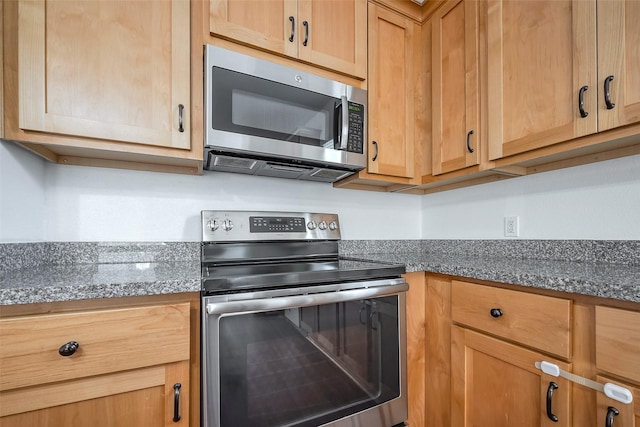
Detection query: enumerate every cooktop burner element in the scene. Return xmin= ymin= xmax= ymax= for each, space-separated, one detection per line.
xmin=200 ymin=210 xmax=405 ymax=295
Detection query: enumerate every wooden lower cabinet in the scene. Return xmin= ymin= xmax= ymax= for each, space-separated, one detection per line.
xmin=0 ymin=302 xmax=192 ymax=426
xmin=405 ymin=272 xmax=426 ymax=427
xmin=451 ymin=325 xmax=572 ymax=427
xmin=596 ymin=377 xmax=640 ymax=427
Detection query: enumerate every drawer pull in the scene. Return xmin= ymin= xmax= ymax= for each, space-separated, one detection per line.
xmin=173 ymin=383 xmax=182 ymax=422
xmin=58 ymin=341 xmax=79 ymax=357
xmin=546 ymin=381 xmax=559 ymax=422
xmin=606 ymin=406 xmax=619 ymax=427
xmin=490 ymin=308 xmax=503 ymax=318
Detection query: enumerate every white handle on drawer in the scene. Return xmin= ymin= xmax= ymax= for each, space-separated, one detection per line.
xmin=535 ymin=361 xmax=633 ymax=405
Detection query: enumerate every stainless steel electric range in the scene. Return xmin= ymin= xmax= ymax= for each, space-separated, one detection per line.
xmin=201 ymin=210 xmax=408 ymax=427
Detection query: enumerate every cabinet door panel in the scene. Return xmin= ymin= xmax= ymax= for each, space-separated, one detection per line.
xmin=451 ymin=326 xmax=571 ymax=427
xmin=487 ymin=0 xmax=597 ymax=160
xmin=597 ymin=0 xmax=640 ymax=130
xmin=432 ymin=0 xmax=479 ymax=175
xmin=18 ymin=0 xmax=190 ymax=149
xmin=210 ymin=0 xmax=298 ymax=58
xmin=298 ymin=0 xmax=366 ymax=78
xmin=596 ymin=376 xmax=639 ymax=427
xmin=367 ymin=3 xmax=415 ymax=178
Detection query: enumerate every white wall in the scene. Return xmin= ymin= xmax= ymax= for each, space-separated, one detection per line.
xmin=421 ymin=154 xmax=640 ymax=239
xmin=0 ymin=141 xmax=46 ymax=242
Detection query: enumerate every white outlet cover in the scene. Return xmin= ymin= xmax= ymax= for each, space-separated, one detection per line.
xmin=504 ymin=216 xmax=519 ymax=237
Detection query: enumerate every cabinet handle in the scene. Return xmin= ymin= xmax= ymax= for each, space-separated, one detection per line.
xmin=466 ymin=130 xmax=475 ymax=153
xmin=58 ymin=341 xmax=79 ymax=357
xmin=289 ymin=16 xmax=295 ymax=42
xmin=546 ymin=382 xmax=559 ymax=422
xmin=173 ymin=383 xmax=182 ymax=422
xmin=605 ymin=406 xmax=619 ymax=427
xmin=489 ymin=308 xmax=503 ymax=318
xmin=302 ymin=21 xmax=309 ymax=46
xmin=604 ymin=75 xmax=615 ymax=110
xmin=178 ymin=104 xmax=185 ymax=133
xmin=579 ymin=85 xmax=589 ymax=118
xmin=372 ymin=140 xmax=378 ymax=161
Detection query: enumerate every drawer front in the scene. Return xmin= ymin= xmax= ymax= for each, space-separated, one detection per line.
xmin=0 ymin=303 xmax=190 ymax=391
xmin=451 ymin=281 xmax=572 ymax=358
xmin=596 ymin=306 xmax=640 ymax=383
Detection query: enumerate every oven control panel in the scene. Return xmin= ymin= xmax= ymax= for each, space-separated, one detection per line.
xmin=202 ymin=210 xmax=341 ymax=242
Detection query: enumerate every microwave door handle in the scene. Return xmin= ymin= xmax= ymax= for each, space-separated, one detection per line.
xmin=339 ymin=96 xmax=349 ymax=150
xmin=205 ymin=280 xmax=409 ymax=315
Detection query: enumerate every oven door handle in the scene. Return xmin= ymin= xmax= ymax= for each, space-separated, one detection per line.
xmin=205 ymin=281 xmax=408 ymax=315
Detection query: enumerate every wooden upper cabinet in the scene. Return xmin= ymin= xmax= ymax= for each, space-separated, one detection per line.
xmin=486 ymin=0 xmax=597 ymax=160
xmin=597 ymin=0 xmax=640 ymax=131
xmin=431 ymin=0 xmax=480 ymax=175
xmin=16 ymin=0 xmax=190 ymax=150
xmin=209 ymin=0 xmax=366 ymax=79
xmin=367 ymin=3 xmax=416 ymax=178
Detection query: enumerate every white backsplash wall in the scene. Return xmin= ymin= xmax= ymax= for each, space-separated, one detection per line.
xmin=41 ymin=159 xmax=422 ymax=241
xmin=421 ymin=154 xmax=640 ymax=240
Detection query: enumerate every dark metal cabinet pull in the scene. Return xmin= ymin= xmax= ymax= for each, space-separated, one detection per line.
xmin=173 ymin=383 xmax=182 ymax=422
xmin=289 ymin=16 xmax=295 ymax=42
xmin=466 ymin=130 xmax=475 ymax=153
xmin=58 ymin=341 xmax=79 ymax=356
xmin=604 ymin=75 xmax=615 ymax=110
xmin=546 ymin=382 xmax=559 ymax=422
xmin=178 ymin=104 xmax=185 ymax=133
xmin=605 ymin=406 xmax=619 ymax=427
xmin=302 ymin=21 xmax=309 ymax=46
xmin=489 ymin=308 xmax=503 ymax=318
xmin=579 ymin=85 xmax=589 ymax=118
xmin=372 ymin=140 xmax=378 ymax=161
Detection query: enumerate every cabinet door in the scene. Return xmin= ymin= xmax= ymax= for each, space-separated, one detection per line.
xmin=597 ymin=0 xmax=640 ymax=130
xmin=17 ymin=0 xmax=190 ymax=150
xmin=367 ymin=3 xmax=416 ymax=178
xmin=432 ymin=0 xmax=479 ymax=175
xmin=0 ymin=361 xmax=190 ymax=427
xmin=297 ymin=0 xmax=366 ymax=78
xmin=486 ymin=0 xmax=598 ymax=160
xmin=210 ymin=0 xmax=298 ymax=58
xmin=596 ymin=376 xmax=639 ymax=427
xmin=451 ymin=326 xmax=571 ymax=427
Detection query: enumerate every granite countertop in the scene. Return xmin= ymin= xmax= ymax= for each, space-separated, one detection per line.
xmin=1 ymin=241 xmax=639 ymax=306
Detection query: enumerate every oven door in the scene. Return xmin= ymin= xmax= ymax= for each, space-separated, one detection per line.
xmin=202 ymin=279 xmax=408 ymax=427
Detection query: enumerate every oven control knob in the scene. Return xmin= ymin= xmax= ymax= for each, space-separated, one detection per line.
xmin=222 ymin=219 xmax=234 ymax=231
xmin=318 ymin=221 xmax=327 ymax=230
xmin=307 ymin=220 xmax=317 ymax=230
xmin=329 ymin=221 xmax=338 ymax=231
xmin=207 ymin=219 xmax=219 ymax=232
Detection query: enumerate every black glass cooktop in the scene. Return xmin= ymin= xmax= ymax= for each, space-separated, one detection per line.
xmin=201 ymin=257 xmax=405 ymax=294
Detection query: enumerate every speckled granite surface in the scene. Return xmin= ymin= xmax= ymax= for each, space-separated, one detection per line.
xmin=1 ymin=240 xmax=639 ymax=306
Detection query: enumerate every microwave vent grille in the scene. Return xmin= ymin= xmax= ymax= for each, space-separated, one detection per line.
xmin=213 ymin=155 xmax=257 ymax=170
xmin=310 ymin=169 xmax=353 ymax=181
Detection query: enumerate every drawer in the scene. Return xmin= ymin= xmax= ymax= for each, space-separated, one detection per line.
xmin=451 ymin=281 xmax=572 ymax=358
xmin=0 ymin=303 xmax=190 ymax=391
xmin=596 ymin=306 xmax=640 ymax=383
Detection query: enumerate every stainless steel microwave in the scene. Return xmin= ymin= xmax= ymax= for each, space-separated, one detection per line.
xmin=204 ymin=45 xmax=367 ymax=182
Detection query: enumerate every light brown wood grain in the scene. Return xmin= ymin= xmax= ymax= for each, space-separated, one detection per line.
xmin=405 ymin=272 xmax=426 ymax=427
xmin=367 ymin=2 xmax=416 ymax=178
xmin=431 ymin=0 xmax=480 ymax=175
xmin=451 ymin=280 xmax=572 ymax=358
xmin=0 ymin=303 xmax=191 ymax=391
xmin=596 ymin=376 xmax=640 ymax=427
xmin=596 ymin=306 xmax=640 ymax=384
xmin=451 ymin=325 xmax=572 ymax=427
xmin=572 ymin=303 xmax=598 ymax=427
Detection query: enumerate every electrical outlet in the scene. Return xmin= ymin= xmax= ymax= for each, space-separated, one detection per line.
xmin=504 ymin=216 xmax=519 ymax=237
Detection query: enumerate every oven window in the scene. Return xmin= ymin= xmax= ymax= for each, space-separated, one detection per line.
xmin=211 ymin=67 xmax=338 ymax=148
xmin=217 ymin=296 xmax=400 ymax=427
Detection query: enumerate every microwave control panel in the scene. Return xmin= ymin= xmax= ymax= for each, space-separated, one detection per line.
xmin=346 ymin=102 xmax=365 ymax=153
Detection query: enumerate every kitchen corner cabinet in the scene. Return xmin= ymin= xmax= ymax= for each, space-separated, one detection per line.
xmin=486 ymin=0 xmax=640 ymax=161
xmin=431 ymin=0 xmax=480 ymax=175
xmin=2 ymin=0 xmax=200 ymax=174
xmin=0 ymin=303 xmax=191 ymax=427
xmin=209 ymin=0 xmax=367 ymax=79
